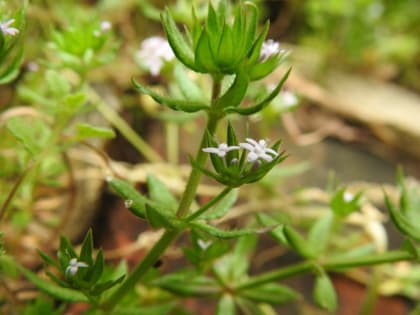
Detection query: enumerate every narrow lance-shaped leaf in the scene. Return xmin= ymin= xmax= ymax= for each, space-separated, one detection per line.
xmin=216 ymin=294 xmax=236 ymax=315
xmin=226 ymin=121 xmax=239 ymax=163
xmin=241 ymin=283 xmax=299 ymax=305
xmin=201 ymin=189 xmax=238 ymax=220
xmin=385 ymin=192 xmax=420 ymax=241
xmin=107 ymin=178 xmax=147 ymax=219
xmin=79 ymin=229 xmax=94 ymax=265
xmin=147 ymin=174 xmax=178 ymax=213
xmin=161 ymin=9 xmax=196 ymax=70
xmin=256 ymin=213 xmax=289 ymax=246
xmin=76 ymin=123 xmax=115 ymax=140
xmin=283 ymin=225 xmax=316 ymax=259
xmin=246 ymin=21 xmax=270 ymax=66
xmin=132 ymin=78 xmax=209 ymax=113
xmin=307 ymin=212 xmax=333 ymax=254
xmin=191 ymin=222 xmax=265 ymax=239
xmin=215 ymin=70 xmax=249 ymax=110
xmin=225 ymin=68 xmax=291 ymax=115
xmin=174 ymin=63 xmax=205 ymax=102
xmin=19 ymin=266 xmax=88 ymax=302
xmin=194 ymin=29 xmax=219 ymax=74
xmin=313 ymin=273 xmax=338 ymax=312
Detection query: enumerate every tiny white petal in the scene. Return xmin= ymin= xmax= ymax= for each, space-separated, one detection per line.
xmin=344 ymin=192 xmax=354 ymax=202
xmin=1 ymin=19 xmax=19 ymax=37
xmin=100 ymin=20 xmax=112 ymax=32
xmin=137 ymin=36 xmax=175 ymax=76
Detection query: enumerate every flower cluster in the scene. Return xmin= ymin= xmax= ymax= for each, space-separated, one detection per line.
xmin=259 ymin=39 xmax=285 ymax=61
xmin=0 ymin=19 xmax=19 ymax=37
xmin=136 ymin=36 xmax=175 ymax=76
xmin=196 ymin=130 xmax=286 ymax=187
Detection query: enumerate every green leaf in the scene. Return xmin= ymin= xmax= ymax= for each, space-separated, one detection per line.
xmin=87 ymin=249 xmax=104 ymax=284
xmin=132 ymin=79 xmax=208 ymax=112
xmin=225 ymin=68 xmax=291 ymax=115
xmin=385 ymin=192 xmax=420 ymax=241
xmin=330 ymin=188 xmax=362 ymax=217
xmin=0 ymin=254 xmax=17 ymax=278
xmin=216 ymin=24 xmax=235 ymax=70
xmin=236 ymin=297 xmax=265 ymax=315
xmin=19 ymin=266 xmax=88 ymax=302
xmin=79 ymin=229 xmax=94 ymax=265
xmin=173 ymin=64 xmax=205 ymax=102
xmin=61 ymin=92 xmax=86 ymax=115
xmin=247 ymin=21 xmax=269 ymax=66
xmin=91 ymin=275 xmax=125 ymax=296
xmin=249 ymin=54 xmax=284 ymax=81
xmin=204 ymin=131 xmax=225 ymax=174
xmin=161 ymin=9 xmax=196 ymax=70
xmin=0 ymin=48 xmax=23 ymax=85
xmin=226 ymin=121 xmax=239 ymax=163
xmin=216 ymin=294 xmax=236 ymax=315
xmin=153 ymin=272 xmax=219 ymax=296
xmin=194 ymin=29 xmax=219 ymax=74
xmin=191 ymin=222 xmax=259 ymax=239
xmin=308 ymin=212 xmax=333 ymax=255
xmin=37 ymin=250 xmax=60 ymax=269
xmin=215 ymin=70 xmax=249 ymax=110
xmin=58 ymin=235 xmax=77 ymax=269
xmin=45 ymin=70 xmax=71 ymax=97
xmin=283 ymin=225 xmax=316 ymax=259
xmin=201 ymin=189 xmax=238 ymax=220
xmin=147 ymin=174 xmax=178 ymax=213
xmin=256 ymin=213 xmax=288 ymax=246
xmin=145 ymin=204 xmax=179 ymax=229
xmin=76 ymin=123 xmax=115 ymax=140
xmin=242 ymin=2 xmax=258 ymax=55
xmin=313 ymin=273 xmax=337 ymax=312
xmin=7 ymin=117 xmax=42 ymax=156
xmin=108 ymin=178 xmax=147 ymax=219
xmin=241 ymin=283 xmax=299 ymax=305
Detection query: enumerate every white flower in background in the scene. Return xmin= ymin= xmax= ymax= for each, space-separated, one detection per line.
xmin=240 ymin=138 xmax=278 ymax=163
xmin=344 ymin=191 xmax=354 ymax=202
xmin=202 ymin=143 xmax=239 ymax=158
xmin=137 ymin=36 xmax=175 ymax=76
xmin=65 ymin=258 xmax=88 ymax=277
xmin=100 ymin=20 xmax=112 ymax=32
xmin=94 ymin=20 xmax=112 ymax=37
xmin=0 ymin=19 xmax=19 ymax=37
xmin=26 ymin=61 xmax=39 ymax=72
xmin=281 ymin=90 xmax=298 ymax=107
xmin=260 ymin=39 xmax=285 ymax=61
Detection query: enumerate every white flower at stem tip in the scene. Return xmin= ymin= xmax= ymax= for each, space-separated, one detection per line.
xmin=344 ymin=191 xmax=354 ymax=202
xmin=259 ymin=39 xmax=285 ymax=61
xmin=100 ymin=20 xmax=112 ymax=32
xmin=240 ymin=138 xmax=278 ymax=163
xmin=137 ymin=36 xmax=175 ymax=76
xmin=0 ymin=19 xmax=19 ymax=37
xmin=65 ymin=258 xmax=88 ymax=277
xmin=202 ymin=143 xmax=239 ymax=158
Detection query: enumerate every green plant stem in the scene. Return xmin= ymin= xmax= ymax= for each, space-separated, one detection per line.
xmin=102 ymin=229 xmax=178 ymax=310
xmin=235 ymin=250 xmax=413 ymax=291
xmin=359 ymin=267 xmax=380 ymax=315
xmin=186 ymin=187 xmax=232 ymax=222
xmin=101 ymin=79 xmax=223 ymax=310
xmin=89 ymin=89 xmax=163 ymax=163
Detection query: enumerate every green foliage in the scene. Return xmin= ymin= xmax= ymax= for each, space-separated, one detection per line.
xmin=313 ymin=272 xmax=338 ymax=312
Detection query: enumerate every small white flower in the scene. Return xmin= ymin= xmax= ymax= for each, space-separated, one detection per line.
xmin=259 ymin=39 xmax=285 ymax=61
xmin=344 ymin=191 xmax=354 ymax=202
xmin=240 ymin=138 xmax=278 ymax=163
xmin=100 ymin=20 xmax=112 ymax=32
xmin=26 ymin=62 xmax=39 ymax=72
xmin=0 ymin=19 xmax=19 ymax=37
xmin=281 ymin=90 xmax=298 ymax=107
xmin=137 ymin=36 xmax=175 ymax=76
xmin=65 ymin=258 xmax=88 ymax=277
xmin=202 ymin=143 xmax=239 ymax=158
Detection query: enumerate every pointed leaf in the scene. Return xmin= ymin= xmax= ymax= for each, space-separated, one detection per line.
xmin=225 ymin=68 xmax=291 ymax=115
xmin=37 ymin=250 xmax=60 ymax=269
xmin=146 ymin=204 xmax=178 ymax=229
xmin=19 ymin=266 xmax=88 ymax=302
xmin=249 ymin=53 xmax=286 ymax=81
xmin=216 ymin=25 xmax=235 ymax=70
xmin=147 ymin=174 xmax=178 ymax=213
xmin=79 ymin=229 xmax=94 ymax=265
xmin=154 ymin=272 xmax=220 ymax=296
xmin=132 ymin=79 xmax=208 ymax=112
xmin=256 ymin=213 xmax=289 ymax=246
xmin=174 ymin=64 xmax=205 ymax=102
xmin=194 ymin=30 xmax=219 ymax=74
xmin=108 ymin=178 xmax=147 ymax=219
xmin=87 ymin=249 xmax=104 ymax=284
xmin=201 ymin=189 xmax=238 ymax=220
xmin=313 ymin=273 xmax=338 ymax=312
xmin=215 ymin=70 xmax=249 ymax=110
xmin=226 ymin=121 xmax=239 ymax=163
xmin=216 ymin=294 xmax=236 ymax=315
xmin=76 ymin=123 xmax=115 ymax=140
xmin=283 ymin=225 xmax=316 ymax=259
xmin=308 ymin=212 xmax=333 ymax=254
xmin=242 ymin=2 xmax=258 ymax=55
xmin=190 ymin=222 xmax=260 ymax=239
xmin=161 ymin=9 xmax=196 ymax=70
xmin=241 ymin=283 xmax=299 ymax=305
xmin=385 ymin=193 xmax=420 ymax=241
xmin=247 ymin=21 xmax=269 ymax=66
